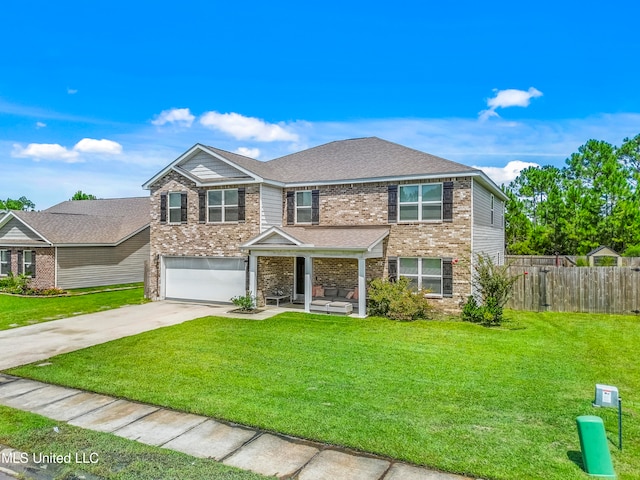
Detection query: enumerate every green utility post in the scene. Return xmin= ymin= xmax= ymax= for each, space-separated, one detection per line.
xmin=576 ymin=415 xmax=616 ymax=478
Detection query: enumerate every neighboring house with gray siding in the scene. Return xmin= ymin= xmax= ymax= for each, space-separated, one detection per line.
xmin=144 ymin=137 xmax=506 ymax=314
xmin=0 ymin=197 xmax=149 ymax=290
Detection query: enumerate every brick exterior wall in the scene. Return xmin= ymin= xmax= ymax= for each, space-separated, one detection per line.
xmin=1 ymin=247 xmax=56 ymax=290
xmin=150 ymin=170 xmax=477 ymax=312
xmin=148 ymin=171 xmax=261 ymax=299
xmin=282 ymin=179 xmax=473 ymax=312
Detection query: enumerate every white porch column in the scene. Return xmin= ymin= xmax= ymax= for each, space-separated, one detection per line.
xmin=248 ymin=254 xmax=258 ymax=299
xmin=304 ymin=256 xmax=313 ymax=313
xmin=357 ymin=257 xmax=367 ymax=318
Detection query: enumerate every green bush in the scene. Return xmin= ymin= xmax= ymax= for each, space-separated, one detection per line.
xmin=367 ymin=277 xmax=432 ymax=321
xmin=0 ymin=273 xmax=30 ymax=294
xmin=463 ymin=254 xmax=519 ymax=326
xmin=623 ymin=244 xmax=640 ymax=257
xmin=462 ymin=295 xmax=503 ymax=326
xmin=230 ymin=292 xmax=257 ymax=311
xmin=575 ymin=256 xmax=589 ymax=267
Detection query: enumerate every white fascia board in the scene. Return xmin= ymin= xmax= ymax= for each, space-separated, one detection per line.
xmin=473 ymin=172 xmax=508 ymax=201
xmin=142 ymin=143 xmax=263 ymax=189
xmin=197 ymin=145 xmax=263 ymax=180
xmin=0 ymin=212 xmax=53 ymax=245
xmin=240 ymin=226 xmax=304 ymax=248
xmin=142 ymin=143 xmax=204 ymax=189
xmin=367 ymin=230 xmax=390 ymax=252
xmin=282 ymin=171 xmax=483 ymax=188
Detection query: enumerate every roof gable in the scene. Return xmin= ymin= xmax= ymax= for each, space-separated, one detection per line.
xmin=2 ymin=197 xmax=150 ymax=246
xmin=0 ymin=214 xmax=49 ymax=245
xmin=142 ymin=144 xmax=264 ymax=189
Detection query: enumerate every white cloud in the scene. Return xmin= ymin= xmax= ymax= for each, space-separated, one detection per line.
xmin=473 ymin=160 xmax=540 ymax=186
xmin=11 ymin=138 xmax=123 ymax=162
xmin=73 ymin=138 xmax=123 ymax=155
xmin=36 ymin=121 xmax=46 ymax=129
xmin=12 ymin=143 xmax=80 ymax=162
xmin=234 ymin=147 xmax=260 ymax=158
xmin=479 ymin=87 xmax=543 ymax=120
xmin=199 ymin=111 xmax=299 ymax=142
xmin=67 ymin=88 xmax=78 ymax=95
xmin=151 ymin=108 xmax=195 ymax=127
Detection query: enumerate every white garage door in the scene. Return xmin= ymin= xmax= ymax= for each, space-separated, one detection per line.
xmin=164 ymin=257 xmax=246 ymax=303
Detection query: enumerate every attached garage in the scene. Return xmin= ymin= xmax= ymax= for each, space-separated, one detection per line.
xmin=163 ymin=256 xmax=246 ymax=303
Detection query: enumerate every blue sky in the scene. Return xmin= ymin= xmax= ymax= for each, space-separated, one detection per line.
xmin=2 ymin=1 xmax=640 ymax=209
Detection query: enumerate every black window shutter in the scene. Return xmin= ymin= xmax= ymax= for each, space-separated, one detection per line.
xmin=17 ymin=251 xmax=23 ymax=275
xmin=442 ymin=258 xmax=453 ymax=297
xmin=311 ymin=189 xmax=320 ymax=225
xmin=180 ymin=193 xmax=188 ymax=224
xmin=388 ymin=257 xmax=398 ymax=282
xmin=198 ymin=191 xmax=206 ymax=223
xmin=160 ymin=193 xmax=167 ymax=224
xmin=31 ymin=251 xmax=36 ymax=278
xmin=388 ymin=185 xmax=398 ymax=223
xmin=286 ymin=191 xmax=295 ymax=225
xmin=443 ymin=182 xmax=454 ymax=222
xmin=238 ymin=187 xmax=246 ymax=223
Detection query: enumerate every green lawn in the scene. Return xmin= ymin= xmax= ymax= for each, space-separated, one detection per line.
xmin=0 ymin=287 xmax=146 ymax=330
xmin=7 ymin=311 xmax=640 ymax=480
xmin=0 ymin=405 xmax=270 ymax=480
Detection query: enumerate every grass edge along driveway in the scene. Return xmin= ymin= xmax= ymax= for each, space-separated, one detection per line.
xmin=7 ymin=311 xmax=640 ymax=480
xmin=0 ymin=287 xmax=146 ymax=330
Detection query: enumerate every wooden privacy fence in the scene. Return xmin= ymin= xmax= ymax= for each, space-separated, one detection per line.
xmin=507 ymin=266 xmax=640 ymax=314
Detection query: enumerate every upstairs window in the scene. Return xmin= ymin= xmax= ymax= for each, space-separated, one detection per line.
xmin=490 ymin=194 xmax=495 ymax=226
xmin=168 ymin=192 xmax=183 ymax=224
xmin=296 ymin=191 xmax=312 ymax=223
xmin=398 ymin=183 xmax=443 ymax=222
xmin=208 ymin=189 xmax=239 ymax=223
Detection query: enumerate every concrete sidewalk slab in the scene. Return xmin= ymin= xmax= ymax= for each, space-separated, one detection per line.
xmin=113 ymin=408 xmax=206 ymax=446
xmin=385 ymin=463 xmax=472 ymax=480
xmin=298 ymin=449 xmax=390 ymax=480
xmin=162 ymin=419 xmax=257 ymax=460
xmin=1 ymin=384 xmax=79 ymax=410
xmin=32 ymin=391 xmax=118 ymax=421
xmin=69 ymin=399 xmax=158 ymax=432
xmin=223 ymin=433 xmax=319 ymax=477
xmin=0 ymin=374 xmax=16 ymax=385
xmin=0 ymin=379 xmax=45 ymax=400
xmin=0 ymin=301 xmax=224 ymax=370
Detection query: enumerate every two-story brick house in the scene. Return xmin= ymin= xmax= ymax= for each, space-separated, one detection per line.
xmin=143 ymin=137 xmax=506 ymax=315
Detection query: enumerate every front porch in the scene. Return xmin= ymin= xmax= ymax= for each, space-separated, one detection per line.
xmin=241 ymin=226 xmax=389 ymax=318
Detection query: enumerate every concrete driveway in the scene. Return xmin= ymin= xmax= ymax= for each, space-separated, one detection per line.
xmin=0 ymin=301 xmax=226 ymax=370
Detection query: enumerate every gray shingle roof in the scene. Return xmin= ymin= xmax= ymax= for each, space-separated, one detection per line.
xmin=280 ymin=226 xmax=389 ymax=249
xmin=10 ymin=197 xmax=149 ymax=245
xmin=209 ymin=137 xmax=478 ymax=184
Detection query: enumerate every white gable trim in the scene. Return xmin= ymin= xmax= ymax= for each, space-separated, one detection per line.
xmin=142 ymin=144 xmax=263 ymax=189
xmin=241 ymin=227 xmax=306 ymax=248
xmin=0 ymin=212 xmax=53 ymax=245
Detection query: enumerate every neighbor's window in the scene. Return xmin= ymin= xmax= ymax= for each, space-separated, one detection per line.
xmin=398 ymin=183 xmax=442 ymax=221
xmin=490 ymin=194 xmax=495 ymax=225
xmin=168 ymin=192 xmax=182 ymax=224
xmin=208 ymin=189 xmax=239 ymax=223
xmin=296 ymin=191 xmax=312 ymax=223
xmin=23 ymin=250 xmax=35 ymax=277
xmin=399 ymin=257 xmax=442 ymax=295
xmin=0 ymin=250 xmax=9 ymax=276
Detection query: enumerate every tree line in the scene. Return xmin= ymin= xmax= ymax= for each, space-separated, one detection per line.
xmin=504 ymin=134 xmax=640 ymax=256
xmin=1 ymin=191 xmax=97 ymax=212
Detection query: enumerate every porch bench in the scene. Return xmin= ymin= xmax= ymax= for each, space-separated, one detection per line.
xmin=310 ymin=300 xmax=332 ymax=312
xmin=326 ymin=301 xmax=353 ymax=315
